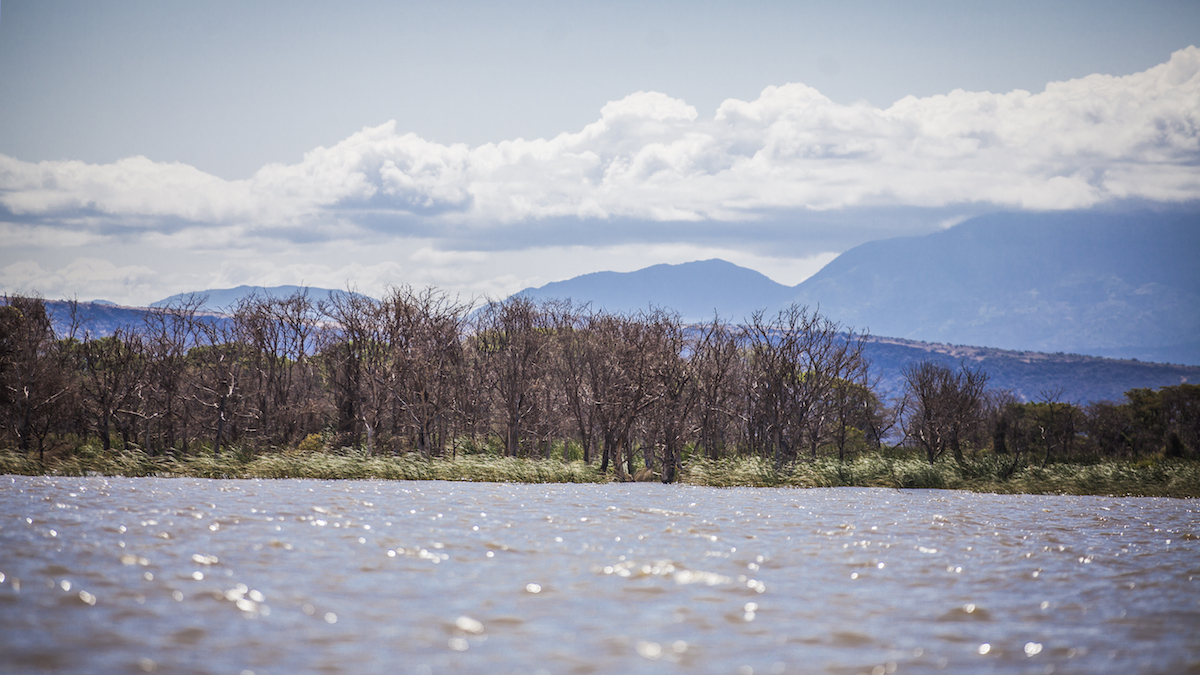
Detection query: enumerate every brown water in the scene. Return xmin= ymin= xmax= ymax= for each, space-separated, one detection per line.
xmin=0 ymin=476 xmax=1197 ymax=675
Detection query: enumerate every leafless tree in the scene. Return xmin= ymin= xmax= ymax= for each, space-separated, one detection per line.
xmin=548 ymin=302 xmax=599 ymax=463
xmin=901 ymin=360 xmax=990 ymax=466
xmin=826 ymin=344 xmax=876 ymax=462
xmin=0 ymin=296 xmax=73 ymax=460
xmin=473 ymin=296 xmax=552 ymax=457
xmin=691 ymin=315 xmax=743 ymax=460
xmin=647 ymin=311 xmax=697 ymax=483
xmin=377 ymin=286 xmax=470 ymax=457
xmin=140 ymin=297 xmax=206 ymax=454
xmin=77 ymin=328 xmax=146 ymax=451
xmin=189 ymin=315 xmax=248 ymax=455
xmin=745 ymin=305 xmax=856 ymax=467
xmin=583 ymin=311 xmax=668 ymax=480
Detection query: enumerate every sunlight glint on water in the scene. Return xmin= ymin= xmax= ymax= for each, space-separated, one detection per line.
xmin=0 ymin=476 xmax=1197 ymax=674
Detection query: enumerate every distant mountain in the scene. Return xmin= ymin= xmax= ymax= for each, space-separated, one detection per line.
xmin=790 ymin=209 xmax=1200 ymax=365
xmin=510 ymin=209 xmax=1200 ymax=365
xmin=151 ymin=285 xmax=369 ymax=312
xmin=861 ymin=335 xmax=1198 ymax=405
xmin=35 ymin=286 xmax=373 ymax=338
xmin=516 ymin=259 xmax=794 ymax=320
xmin=43 ymin=301 xmax=156 ymax=338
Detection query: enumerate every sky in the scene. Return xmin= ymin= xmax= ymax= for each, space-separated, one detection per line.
xmin=1 ymin=0 xmax=1198 ymax=306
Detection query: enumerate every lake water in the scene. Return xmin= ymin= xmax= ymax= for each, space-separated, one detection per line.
xmin=0 ymin=477 xmax=1197 ymax=675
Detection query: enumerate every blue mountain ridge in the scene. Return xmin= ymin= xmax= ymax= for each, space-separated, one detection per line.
xmin=515 ymin=209 xmax=1200 ymax=365
xmin=150 ymin=285 xmax=366 ymax=312
xmin=516 ymin=259 xmax=795 ymax=321
xmin=17 ymin=207 xmax=1198 ymax=403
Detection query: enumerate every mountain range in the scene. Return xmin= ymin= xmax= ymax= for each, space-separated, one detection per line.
xmin=517 ymin=259 xmax=792 ymax=323
xmin=517 ymin=209 xmax=1200 ymax=365
xmin=16 ymin=206 xmax=1199 ymax=402
xmin=150 ymin=285 xmax=364 ymax=312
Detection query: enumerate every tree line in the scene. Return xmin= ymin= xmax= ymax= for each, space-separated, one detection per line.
xmin=2 ymin=289 xmax=1196 ymax=480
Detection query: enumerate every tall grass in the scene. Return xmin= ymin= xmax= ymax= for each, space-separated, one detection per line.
xmin=680 ymin=453 xmax=1200 ymax=497
xmin=2 ymin=446 xmax=1196 ymax=497
xmin=0 ymin=445 xmax=606 ymax=484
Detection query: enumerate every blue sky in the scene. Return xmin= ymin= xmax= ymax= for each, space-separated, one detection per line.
xmin=1 ymin=1 xmax=1198 ymax=305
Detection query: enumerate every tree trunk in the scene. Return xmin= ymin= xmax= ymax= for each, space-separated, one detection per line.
xmin=100 ymin=411 xmax=112 ymax=452
xmin=214 ymin=391 xmax=227 ymax=455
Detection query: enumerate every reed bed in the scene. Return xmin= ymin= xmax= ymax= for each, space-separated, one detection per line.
xmin=2 ymin=448 xmax=1197 ymax=497
xmin=680 ymin=454 xmax=1200 ymax=497
xmin=0 ymin=448 xmax=605 ymax=484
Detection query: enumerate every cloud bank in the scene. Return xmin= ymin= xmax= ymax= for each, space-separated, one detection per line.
xmin=2 ymin=47 xmax=1198 ymax=303
xmin=5 ymin=47 xmax=1199 ymax=230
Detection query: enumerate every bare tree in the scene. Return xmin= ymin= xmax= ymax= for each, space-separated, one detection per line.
xmin=582 ymin=311 xmax=667 ymax=480
xmin=140 ymin=297 xmax=206 ymax=454
xmin=548 ymin=302 xmax=599 ymax=463
xmin=473 ymin=296 xmax=551 ymax=457
xmin=378 ymin=287 xmax=470 ymax=457
xmin=0 ymin=296 xmax=73 ymax=460
xmin=800 ymin=328 xmax=870 ymax=460
xmin=745 ymin=305 xmax=853 ymax=467
xmin=189 ymin=316 xmax=247 ymax=455
xmin=647 ymin=311 xmax=696 ymax=483
xmin=269 ymin=289 xmax=328 ymax=445
xmin=901 ymin=360 xmax=990 ymax=466
xmin=77 ymin=328 xmax=146 ymax=451
xmin=691 ymin=315 xmax=743 ymax=460
xmin=826 ymin=343 xmax=876 ymax=462
xmin=319 ymin=290 xmax=389 ymax=450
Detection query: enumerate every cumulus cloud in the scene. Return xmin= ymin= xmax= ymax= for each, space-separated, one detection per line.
xmin=2 ymin=47 xmax=1198 ymax=241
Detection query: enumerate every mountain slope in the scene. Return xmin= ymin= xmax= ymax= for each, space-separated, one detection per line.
xmin=516 ymin=259 xmax=795 ymax=320
xmin=43 ymin=301 xmax=158 ymax=338
xmin=511 ymin=209 xmax=1199 ymax=364
xmin=790 ymin=209 xmax=1200 ymax=364
xmin=151 ymin=285 xmax=366 ymax=312
xmin=861 ymin=335 xmax=1197 ymax=404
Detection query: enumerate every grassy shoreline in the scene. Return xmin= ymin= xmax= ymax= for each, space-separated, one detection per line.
xmin=2 ymin=448 xmax=1197 ymax=498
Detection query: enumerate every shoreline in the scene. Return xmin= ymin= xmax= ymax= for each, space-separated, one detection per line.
xmin=2 ymin=449 xmax=1196 ymax=498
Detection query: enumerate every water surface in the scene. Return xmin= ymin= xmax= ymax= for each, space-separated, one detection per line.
xmin=1 ymin=477 xmax=1197 ymax=674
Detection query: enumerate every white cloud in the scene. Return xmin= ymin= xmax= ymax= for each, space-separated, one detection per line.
xmin=0 ymin=221 xmax=103 ymax=247
xmin=1 ymin=47 xmax=1196 ymax=238
xmin=2 ymin=49 xmax=1198 ymax=305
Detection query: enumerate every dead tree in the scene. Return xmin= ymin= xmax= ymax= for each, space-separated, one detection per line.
xmin=901 ymin=360 xmax=989 ymax=466
xmin=0 ymin=296 xmax=73 ymax=460
xmin=473 ymin=296 xmax=551 ymax=457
